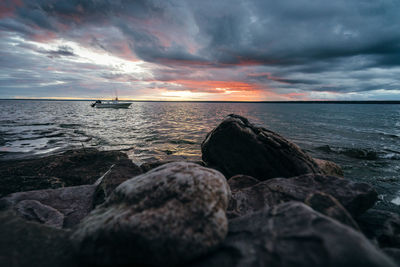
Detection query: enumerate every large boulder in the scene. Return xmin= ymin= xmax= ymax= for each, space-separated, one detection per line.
xmin=314 ymin=158 xmax=344 ymax=177
xmin=0 ymin=148 xmax=133 ymax=197
xmin=13 ymin=200 xmax=64 ymax=229
xmin=201 ymin=114 xmax=322 ymax=180
xmin=0 ymin=210 xmax=78 ymax=267
xmin=228 ymin=173 xmax=377 ymax=218
xmin=304 ymin=192 xmax=359 ymax=230
xmin=71 ymin=162 xmax=231 ymax=266
xmin=357 ymin=209 xmax=400 ymax=248
xmin=0 ymin=184 xmax=97 ymax=228
xmin=192 ymin=202 xmax=396 ymax=267
xmin=93 ymin=158 xmax=143 ymax=205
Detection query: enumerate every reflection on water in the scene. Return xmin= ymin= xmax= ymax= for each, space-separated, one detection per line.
xmin=1 ymin=100 xmax=400 ymax=211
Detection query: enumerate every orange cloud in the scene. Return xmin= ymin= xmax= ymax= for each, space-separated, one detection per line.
xmin=169 ymin=80 xmax=258 ymax=92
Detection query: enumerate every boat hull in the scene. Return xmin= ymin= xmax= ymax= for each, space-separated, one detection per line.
xmin=94 ymin=103 xmax=132 ymax=108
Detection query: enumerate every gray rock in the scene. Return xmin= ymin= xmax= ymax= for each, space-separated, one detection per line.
xmin=314 ymin=158 xmax=344 ymax=177
xmin=357 ymin=209 xmax=400 ymax=248
xmin=0 ymin=210 xmax=78 ymax=267
xmin=14 ymin=200 xmax=64 ymax=229
xmin=140 ymin=160 xmax=205 ymax=173
xmin=228 ymin=173 xmax=377 ymax=218
xmin=201 ymin=114 xmax=321 ymax=180
xmin=192 ymin=202 xmax=396 ymax=267
xmin=0 ymin=148 xmax=131 ymax=197
xmin=0 ymin=184 xmax=97 ymax=228
xmin=304 ymin=192 xmax=360 ymax=230
xmin=383 ymin=248 xmax=400 ymax=265
xmin=71 ymin=162 xmax=230 ymax=266
xmin=93 ymin=158 xmax=143 ymax=205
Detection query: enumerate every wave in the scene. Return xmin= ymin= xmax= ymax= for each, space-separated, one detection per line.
xmin=316 ymin=145 xmax=400 ymax=160
xmin=376 ymin=131 xmax=400 ymax=139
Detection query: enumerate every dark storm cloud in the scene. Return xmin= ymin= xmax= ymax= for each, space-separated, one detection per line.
xmin=1 ymin=0 xmax=400 ymax=99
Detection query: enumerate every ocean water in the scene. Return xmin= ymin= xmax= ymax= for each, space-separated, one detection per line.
xmin=1 ymin=100 xmax=400 ymax=211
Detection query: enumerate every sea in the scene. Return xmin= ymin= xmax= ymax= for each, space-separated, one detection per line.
xmin=1 ymin=100 xmax=400 ymax=212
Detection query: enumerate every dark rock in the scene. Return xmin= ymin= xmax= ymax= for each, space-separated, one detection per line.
xmin=228 ymin=173 xmax=377 ymax=218
xmin=305 ymin=192 xmax=360 ymax=230
xmin=0 ymin=148 xmax=130 ymax=197
xmin=14 ymin=200 xmax=64 ymax=229
xmin=140 ymin=160 xmax=205 ymax=173
xmin=192 ymin=202 xmax=396 ymax=267
xmin=383 ymin=248 xmax=400 ymax=265
xmin=94 ymin=158 xmax=143 ymax=205
xmin=314 ymin=158 xmax=344 ymax=177
xmin=0 ymin=210 xmax=79 ymax=267
xmin=71 ymin=162 xmax=231 ymax=266
xmin=357 ymin=209 xmax=400 ymax=248
xmin=228 ymin=175 xmax=260 ymax=191
xmin=0 ymin=184 xmax=97 ymax=228
xmin=201 ymin=114 xmax=321 ymax=180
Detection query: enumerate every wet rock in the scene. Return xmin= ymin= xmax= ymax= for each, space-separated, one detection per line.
xmin=314 ymin=158 xmax=344 ymax=177
xmin=71 ymin=162 xmax=230 ymax=266
xmin=305 ymin=192 xmax=360 ymax=230
xmin=140 ymin=160 xmax=205 ymax=173
xmin=228 ymin=175 xmax=260 ymax=191
xmin=0 ymin=210 xmax=78 ymax=267
xmin=14 ymin=200 xmax=64 ymax=229
xmin=201 ymin=114 xmax=321 ymax=180
xmin=228 ymin=173 xmax=377 ymax=218
xmin=383 ymin=248 xmax=400 ymax=265
xmin=0 ymin=148 xmax=130 ymax=197
xmin=0 ymin=184 xmax=97 ymax=228
xmin=94 ymin=158 xmax=142 ymax=205
xmin=192 ymin=202 xmax=396 ymax=267
xmin=357 ymin=209 xmax=400 ymax=248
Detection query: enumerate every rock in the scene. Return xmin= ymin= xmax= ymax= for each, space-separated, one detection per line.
xmin=305 ymin=192 xmax=360 ymax=230
xmin=0 ymin=148 xmax=131 ymax=197
xmin=94 ymin=158 xmax=143 ymax=205
xmin=140 ymin=160 xmax=205 ymax=173
xmin=357 ymin=209 xmax=400 ymax=248
xmin=71 ymin=162 xmax=230 ymax=266
xmin=0 ymin=210 xmax=78 ymax=267
xmin=201 ymin=114 xmax=321 ymax=180
xmin=383 ymin=248 xmax=400 ymax=265
xmin=314 ymin=158 xmax=344 ymax=177
xmin=192 ymin=202 xmax=396 ymax=267
xmin=228 ymin=175 xmax=260 ymax=191
xmin=14 ymin=200 xmax=64 ymax=229
xmin=228 ymin=173 xmax=377 ymax=218
xmin=0 ymin=184 xmax=97 ymax=228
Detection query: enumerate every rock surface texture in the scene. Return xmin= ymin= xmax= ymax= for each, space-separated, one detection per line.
xmin=227 ymin=173 xmax=377 ymax=218
xmin=71 ymin=162 xmax=231 ymax=266
xmin=201 ymin=114 xmax=322 ymax=180
xmin=314 ymin=158 xmax=344 ymax=177
xmin=0 ymin=184 xmax=97 ymax=228
xmin=94 ymin=158 xmax=142 ymax=205
xmin=0 ymin=148 xmax=133 ymax=197
xmin=357 ymin=209 xmax=400 ymax=248
xmin=0 ymin=210 xmax=78 ymax=267
xmin=192 ymin=202 xmax=396 ymax=267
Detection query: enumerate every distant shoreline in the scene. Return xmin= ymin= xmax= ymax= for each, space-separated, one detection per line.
xmin=1 ymin=99 xmax=400 ymax=104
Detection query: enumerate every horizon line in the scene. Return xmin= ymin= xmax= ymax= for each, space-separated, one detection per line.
xmin=1 ymin=98 xmax=400 ymax=104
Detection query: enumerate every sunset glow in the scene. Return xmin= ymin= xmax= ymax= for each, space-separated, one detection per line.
xmin=1 ymin=0 xmax=400 ymax=100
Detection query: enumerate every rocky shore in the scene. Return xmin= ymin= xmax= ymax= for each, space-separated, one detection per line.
xmin=1 ymin=114 xmax=399 ymax=266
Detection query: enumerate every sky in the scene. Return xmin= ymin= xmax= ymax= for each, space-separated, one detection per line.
xmin=0 ymin=0 xmax=400 ymax=101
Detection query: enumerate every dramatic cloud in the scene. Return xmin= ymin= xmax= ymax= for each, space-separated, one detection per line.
xmin=0 ymin=0 xmax=399 ymax=100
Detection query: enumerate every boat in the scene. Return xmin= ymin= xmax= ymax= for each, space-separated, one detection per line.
xmin=91 ymin=98 xmax=132 ymax=109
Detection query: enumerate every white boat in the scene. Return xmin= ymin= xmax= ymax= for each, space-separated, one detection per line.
xmin=91 ymin=98 xmax=132 ymax=108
